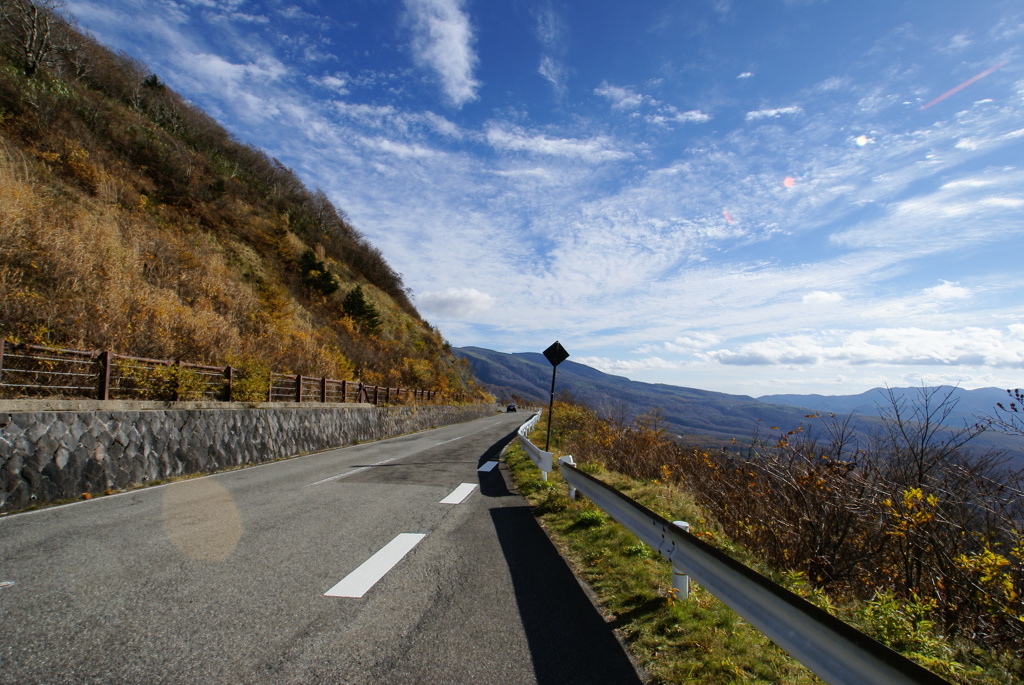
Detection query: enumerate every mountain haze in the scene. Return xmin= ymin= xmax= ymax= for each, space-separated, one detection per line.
xmin=455 ymin=346 xmax=828 ymax=447
xmin=455 ymin=347 xmax=1024 ymax=461
xmin=759 ymin=387 xmax=1012 ymax=424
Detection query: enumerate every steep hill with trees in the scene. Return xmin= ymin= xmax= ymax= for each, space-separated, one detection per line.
xmin=0 ymin=0 xmax=487 ymax=399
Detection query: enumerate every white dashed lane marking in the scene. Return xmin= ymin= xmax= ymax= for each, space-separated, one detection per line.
xmin=439 ymin=483 xmax=477 ymax=504
xmin=324 ymin=533 xmax=427 ymax=598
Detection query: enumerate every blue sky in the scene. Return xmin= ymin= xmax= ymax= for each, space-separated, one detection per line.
xmin=65 ymin=0 xmax=1024 ymax=396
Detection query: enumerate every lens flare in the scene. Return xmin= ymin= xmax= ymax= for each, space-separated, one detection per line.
xmin=723 ymin=209 xmax=734 ymax=224
xmin=920 ymin=61 xmax=1007 ymax=111
xmin=855 ymin=135 xmax=870 ymax=147
xmin=783 ymin=176 xmax=796 ymax=188
xmin=162 ymin=478 xmax=243 ymax=561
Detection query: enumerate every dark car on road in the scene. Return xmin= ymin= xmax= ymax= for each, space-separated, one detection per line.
xmin=506 ymin=404 xmax=517 ymax=412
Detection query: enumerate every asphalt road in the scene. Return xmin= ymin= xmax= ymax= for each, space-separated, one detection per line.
xmin=0 ymin=412 xmax=644 ymax=684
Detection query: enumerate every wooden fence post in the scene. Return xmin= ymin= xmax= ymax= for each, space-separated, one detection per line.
xmin=98 ymin=350 xmax=112 ymax=401
xmin=321 ymin=377 xmax=327 ymax=403
xmin=267 ymin=372 xmax=273 ymax=403
xmin=173 ymin=360 xmax=182 ymax=402
xmin=341 ymin=380 xmax=347 ymax=403
xmin=0 ymin=340 xmax=5 ymax=393
xmin=225 ymin=366 xmax=233 ymax=402
xmin=295 ymin=374 xmax=302 ymax=403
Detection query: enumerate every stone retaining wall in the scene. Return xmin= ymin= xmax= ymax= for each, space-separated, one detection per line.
xmin=0 ymin=403 xmax=498 ymax=512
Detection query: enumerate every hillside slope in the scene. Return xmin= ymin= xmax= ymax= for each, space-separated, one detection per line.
xmin=0 ymin=3 xmax=485 ymax=398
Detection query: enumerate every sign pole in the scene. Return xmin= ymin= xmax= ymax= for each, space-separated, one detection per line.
xmin=542 ymin=341 xmax=570 ymax=452
xmin=545 ymin=364 xmax=557 ymax=451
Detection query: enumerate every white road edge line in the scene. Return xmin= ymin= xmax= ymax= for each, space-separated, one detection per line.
xmin=440 ymin=483 xmax=477 ymax=505
xmin=477 ymin=461 xmax=499 ymax=472
xmin=324 ymin=533 xmax=427 ymax=598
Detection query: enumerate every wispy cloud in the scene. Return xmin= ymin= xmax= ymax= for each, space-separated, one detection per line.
xmin=646 ymin=106 xmax=711 ymax=126
xmin=485 ymin=124 xmax=632 ymax=162
xmin=745 ymin=105 xmax=803 ymax=121
xmin=705 ymin=326 xmax=1024 ymax=368
xmin=595 ymin=82 xmax=646 ymax=110
xmin=403 ymin=0 xmax=480 ymax=106
xmin=535 ymin=5 xmax=568 ymax=98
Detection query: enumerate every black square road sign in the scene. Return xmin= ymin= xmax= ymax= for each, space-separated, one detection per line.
xmin=543 ymin=341 xmax=570 ymax=367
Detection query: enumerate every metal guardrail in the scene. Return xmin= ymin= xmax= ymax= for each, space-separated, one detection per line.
xmin=554 ymin=457 xmax=951 ymax=685
xmin=517 ymin=411 xmax=552 ymax=478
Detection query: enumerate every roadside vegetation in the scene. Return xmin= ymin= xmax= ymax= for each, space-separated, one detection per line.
xmin=0 ymin=0 xmax=488 ymax=399
xmin=508 ymin=394 xmax=1024 ymax=684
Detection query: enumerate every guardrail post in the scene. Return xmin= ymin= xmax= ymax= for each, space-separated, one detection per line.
xmin=225 ymin=366 xmax=233 ymax=402
xmin=267 ymin=371 xmax=274 ymax=402
xmin=672 ymin=521 xmax=691 ymax=600
xmin=295 ymin=374 xmax=302 ymax=403
xmin=321 ymin=376 xmax=327 ymax=402
xmin=98 ymin=350 xmax=112 ymax=400
xmin=0 ymin=339 xmax=5 ymax=392
xmin=341 ymin=380 xmax=348 ymax=403
xmin=558 ymin=456 xmax=577 ymax=500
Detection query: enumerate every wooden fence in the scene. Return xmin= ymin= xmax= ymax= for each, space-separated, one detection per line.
xmin=0 ymin=340 xmax=440 ymax=405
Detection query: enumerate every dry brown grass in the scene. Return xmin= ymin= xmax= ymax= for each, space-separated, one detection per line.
xmin=0 ymin=13 xmax=490 ymax=399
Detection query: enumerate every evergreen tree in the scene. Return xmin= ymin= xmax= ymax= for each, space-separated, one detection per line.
xmin=342 ymin=285 xmax=380 ymax=333
xmin=299 ymin=249 xmax=339 ymax=296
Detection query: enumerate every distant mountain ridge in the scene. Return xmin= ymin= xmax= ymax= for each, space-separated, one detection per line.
xmin=455 ymin=346 xmax=843 ymax=447
xmin=758 ymin=387 xmax=1011 ymax=423
xmin=454 ymin=347 xmax=1022 ymax=461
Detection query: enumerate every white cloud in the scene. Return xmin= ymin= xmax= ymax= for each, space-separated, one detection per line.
xmin=403 ymin=0 xmax=480 ymax=107
xmin=573 ymin=356 xmax=685 ymax=374
xmin=418 ymin=288 xmax=495 ymax=316
xmin=636 ymin=334 xmax=721 ymax=354
xmin=485 ymin=124 xmax=632 ymax=162
xmin=366 ymin=137 xmax=439 ymax=158
xmin=803 ymin=291 xmax=843 ymax=304
xmin=704 ymin=327 xmax=1024 ymax=367
xmin=745 ymin=106 xmax=803 ymax=121
xmin=924 ymin=281 xmax=972 ymax=300
xmin=647 ymin=107 xmax=712 ymax=126
xmin=314 ymin=74 xmax=349 ymax=94
xmin=946 ymin=33 xmax=972 ymax=51
xmin=737 ymin=71 xmax=753 ymax=79
xmin=594 ymin=83 xmax=646 ymax=110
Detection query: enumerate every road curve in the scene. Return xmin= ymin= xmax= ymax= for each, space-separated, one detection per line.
xmin=0 ymin=412 xmax=643 ymax=684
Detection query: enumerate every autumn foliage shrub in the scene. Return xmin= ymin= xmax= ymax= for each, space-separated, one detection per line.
xmin=551 ymin=391 xmax=1024 ymax=662
xmin=669 ymin=388 xmax=1024 ymax=657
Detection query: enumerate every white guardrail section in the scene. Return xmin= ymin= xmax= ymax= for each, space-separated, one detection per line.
xmin=517 ymin=411 xmax=553 ymax=480
xmin=553 ymin=456 xmax=951 ymax=685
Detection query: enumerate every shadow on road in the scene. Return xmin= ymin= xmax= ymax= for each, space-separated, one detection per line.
xmin=477 ymin=428 xmax=521 ymax=466
xmin=481 ymin=468 xmax=644 ymax=684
